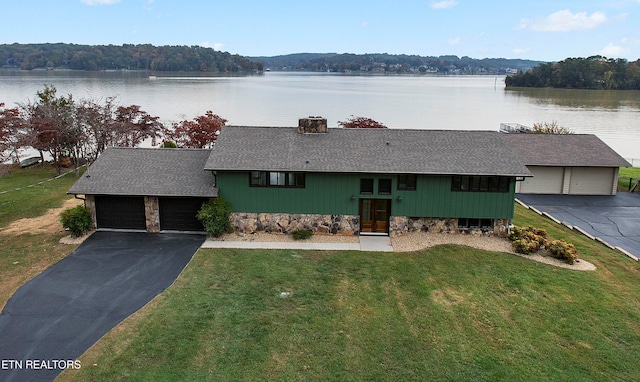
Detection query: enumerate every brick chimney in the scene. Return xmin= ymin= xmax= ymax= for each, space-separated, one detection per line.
xmin=298 ymin=116 xmax=327 ymax=134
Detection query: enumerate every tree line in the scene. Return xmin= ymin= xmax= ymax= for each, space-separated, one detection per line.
xmin=0 ymin=43 xmax=263 ymax=72
xmin=0 ymin=85 xmax=226 ymax=174
xmin=505 ymin=56 xmax=640 ymax=90
xmin=251 ymin=53 xmax=541 ymax=74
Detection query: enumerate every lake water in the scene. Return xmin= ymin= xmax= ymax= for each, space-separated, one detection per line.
xmin=1 ymin=70 xmax=638 ymax=163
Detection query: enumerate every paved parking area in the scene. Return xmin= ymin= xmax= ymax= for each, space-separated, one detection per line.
xmin=516 ymin=193 xmax=640 ymax=259
xmin=0 ymin=232 xmax=204 ymax=382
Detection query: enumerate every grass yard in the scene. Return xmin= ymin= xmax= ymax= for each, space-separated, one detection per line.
xmin=59 ymin=207 xmax=640 ymax=381
xmin=618 ymin=167 xmax=640 ymax=191
xmin=619 ymin=167 xmax=640 ymax=178
xmin=0 ymin=164 xmax=83 ymax=228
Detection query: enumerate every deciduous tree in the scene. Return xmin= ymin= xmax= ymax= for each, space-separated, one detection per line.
xmin=112 ymin=105 xmax=163 ymax=147
xmin=166 ymin=111 xmax=227 ymax=148
xmin=20 ymin=85 xmax=76 ymax=174
xmin=530 ymin=121 xmax=573 ymax=134
xmin=338 ymin=115 xmax=387 ymax=129
xmin=74 ymin=97 xmax=118 ymax=165
xmin=0 ymin=102 xmax=26 ymax=163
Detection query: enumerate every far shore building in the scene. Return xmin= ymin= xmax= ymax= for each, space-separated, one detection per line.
xmin=68 ymin=117 xmax=628 ymax=236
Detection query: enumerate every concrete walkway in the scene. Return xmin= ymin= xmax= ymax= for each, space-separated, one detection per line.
xmin=201 ymin=235 xmax=394 ymax=252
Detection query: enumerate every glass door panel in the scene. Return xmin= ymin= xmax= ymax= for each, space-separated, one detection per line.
xmin=360 ymin=199 xmax=390 ymax=234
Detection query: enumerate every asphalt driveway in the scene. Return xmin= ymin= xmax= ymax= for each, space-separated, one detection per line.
xmin=516 ymin=193 xmax=640 ymax=259
xmin=0 ymin=231 xmax=204 ymax=382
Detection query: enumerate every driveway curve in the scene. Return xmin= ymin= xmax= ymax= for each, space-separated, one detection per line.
xmin=0 ymin=231 xmax=204 ymax=382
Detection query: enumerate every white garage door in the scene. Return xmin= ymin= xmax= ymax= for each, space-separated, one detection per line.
xmin=570 ymin=167 xmax=615 ymax=195
xmin=518 ymin=166 xmax=564 ymax=194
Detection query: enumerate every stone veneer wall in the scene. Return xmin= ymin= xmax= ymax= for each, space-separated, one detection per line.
xmin=144 ymin=196 xmax=160 ymax=233
xmin=84 ymin=195 xmax=97 ymax=230
xmin=231 ymin=212 xmax=359 ymax=235
xmin=230 ymin=213 xmax=509 ymax=237
xmin=389 ymin=217 xmax=510 ymax=238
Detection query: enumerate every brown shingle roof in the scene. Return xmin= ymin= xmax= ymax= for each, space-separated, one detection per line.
xmin=205 ymin=126 xmax=531 ymax=177
xmin=68 ymin=147 xmax=217 ymax=197
xmin=501 ymin=133 xmax=630 ymax=167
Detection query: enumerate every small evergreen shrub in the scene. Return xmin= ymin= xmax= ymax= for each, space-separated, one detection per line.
xmin=197 ymin=198 xmax=233 ymax=237
xmin=509 ymin=226 xmax=547 ymax=254
xmin=60 ymin=205 xmax=92 ymax=237
xmin=547 ymin=239 xmax=579 ymax=265
xmin=292 ymin=229 xmax=313 ymax=240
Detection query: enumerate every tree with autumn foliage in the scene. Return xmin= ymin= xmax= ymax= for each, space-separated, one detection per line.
xmin=0 ymin=102 xmax=26 ymax=163
xmin=338 ymin=115 xmax=387 ymax=128
xmin=19 ymin=85 xmax=77 ymax=174
xmin=7 ymin=85 xmax=165 ymax=173
xmin=165 ymin=111 xmax=227 ymax=148
xmin=112 ymin=105 xmax=163 ymax=147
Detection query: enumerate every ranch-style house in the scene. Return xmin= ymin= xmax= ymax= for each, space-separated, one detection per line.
xmin=67 ymin=117 xmax=628 ymax=237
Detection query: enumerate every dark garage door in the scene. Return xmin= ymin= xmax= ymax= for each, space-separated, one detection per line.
xmin=95 ymin=196 xmax=146 ymax=230
xmin=159 ymin=197 xmax=208 ymax=231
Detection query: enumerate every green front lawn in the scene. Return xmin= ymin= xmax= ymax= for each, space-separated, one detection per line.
xmin=60 ymin=209 xmax=640 ymax=381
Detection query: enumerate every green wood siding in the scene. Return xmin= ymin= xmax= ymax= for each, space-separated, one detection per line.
xmin=217 ymin=172 xmax=359 ymax=215
xmin=217 ymin=172 xmax=515 ymax=219
xmin=393 ymin=175 xmax=515 ymax=219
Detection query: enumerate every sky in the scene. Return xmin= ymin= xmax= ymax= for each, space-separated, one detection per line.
xmin=2 ymin=0 xmax=640 ymax=62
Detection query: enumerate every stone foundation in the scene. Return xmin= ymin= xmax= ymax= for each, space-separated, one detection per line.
xmin=389 ymin=216 xmax=509 ymax=238
xmin=231 ymin=212 xmax=359 ymax=235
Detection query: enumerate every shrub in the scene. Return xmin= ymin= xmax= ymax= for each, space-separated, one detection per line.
xmin=197 ymin=198 xmax=233 ymax=237
xmin=512 ymin=238 xmax=538 ymax=255
xmin=292 ymin=229 xmax=313 ymax=240
xmin=547 ymin=239 xmax=579 ymax=265
xmin=509 ymin=225 xmax=547 ymax=254
xmin=60 ymin=205 xmax=92 ymax=237
xmin=509 ymin=225 xmax=547 ymax=241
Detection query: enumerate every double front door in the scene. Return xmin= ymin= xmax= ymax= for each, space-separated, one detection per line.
xmin=359 ymin=199 xmax=391 ymax=234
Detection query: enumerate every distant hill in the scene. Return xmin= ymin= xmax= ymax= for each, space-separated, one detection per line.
xmin=0 ymin=44 xmax=542 ymax=75
xmin=249 ymin=53 xmax=542 ymax=74
xmin=0 ymin=43 xmax=263 ymax=72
